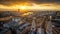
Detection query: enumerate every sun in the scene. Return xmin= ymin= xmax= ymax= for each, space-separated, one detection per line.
xmin=20 ymin=6 xmax=26 ymax=10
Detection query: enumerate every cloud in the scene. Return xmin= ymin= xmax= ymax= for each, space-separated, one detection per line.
xmin=0 ymin=0 xmax=60 ymax=6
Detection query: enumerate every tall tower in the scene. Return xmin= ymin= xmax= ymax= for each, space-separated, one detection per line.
xmin=18 ymin=9 xmax=22 ymax=14
xmin=18 ymin=9 xmax=20 ymax=12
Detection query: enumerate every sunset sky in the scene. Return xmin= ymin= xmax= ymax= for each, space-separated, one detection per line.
xmin=0 ymin=0 xmax=60 ymax=11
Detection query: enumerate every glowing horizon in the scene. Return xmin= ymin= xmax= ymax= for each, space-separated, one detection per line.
xmin=0 ymin=3 xmax=60 ymax=11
